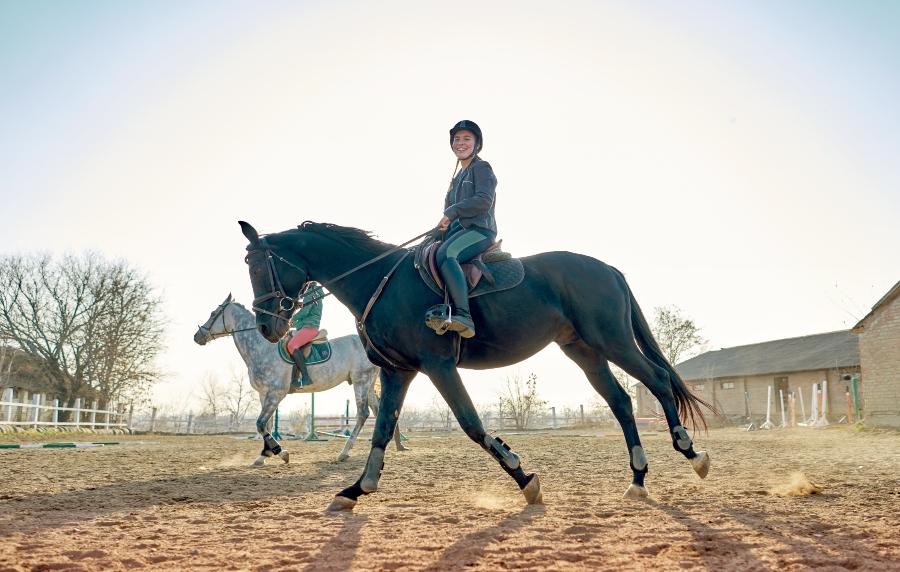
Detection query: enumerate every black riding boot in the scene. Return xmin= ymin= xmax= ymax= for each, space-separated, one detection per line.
xmin=439 ymin=259 xmax=476 ymax=338
xmin=291 ymin=349 xmax=312 ymax=387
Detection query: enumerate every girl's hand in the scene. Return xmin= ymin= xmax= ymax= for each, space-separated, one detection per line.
xmin=437 ymin=216 xmax=451 ymax=230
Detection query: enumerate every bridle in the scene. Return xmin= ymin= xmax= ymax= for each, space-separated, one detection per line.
xmin=246 ymin=237 xmax=307 ymax=325
xmin=197 ymin=301 xmax=256 ymax=341
xmin=246 ymin=227 xmax=438 ymax=328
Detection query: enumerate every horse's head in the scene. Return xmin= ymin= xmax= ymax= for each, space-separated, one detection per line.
xmin=240 ymin=221 xmax=309 ymax=343
xmin=193 ymin=293 xmax=234 ymax=346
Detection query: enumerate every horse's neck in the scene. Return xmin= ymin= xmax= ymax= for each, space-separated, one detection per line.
xmin=301 ymin=238 xmax=401 ymax=319
xmin=227 ymin=304 xmax=269 ymax=365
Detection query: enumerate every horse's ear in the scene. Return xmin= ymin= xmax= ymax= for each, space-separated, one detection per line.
xmin=224 ymin=293 xmax=233 ymax=304
xmin=239 ymin=221 xmax=260 ymax=244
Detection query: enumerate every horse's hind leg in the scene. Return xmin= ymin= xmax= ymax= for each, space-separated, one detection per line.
xmin=327 ymin=368 xmax=417 ymax=512
xmin=426 ymin=362 xmax=542 ymax=505
xmin=561 ymin=341 xmax=649 ymax=499
xmin=253 ymin=388 xmax=289 ymax=466
xmin=609 ymin=345 xmax=709 ymax=479
xmin=337 ymin=375 xmax=372 ymax=462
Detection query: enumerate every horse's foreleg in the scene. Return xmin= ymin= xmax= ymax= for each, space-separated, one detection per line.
xmin=326 ymin=368 xmax=416 ymax=511
xmin=428 ymin=363 xmax=542 ymax=505
xmin=253 ymin=389 xmax=289 ymax=466
xmin=367 ymin=374 xmax=407 ymax=452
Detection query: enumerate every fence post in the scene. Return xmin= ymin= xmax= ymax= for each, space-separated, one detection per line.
xmin=91 ymin=400 xmax=98 ymax=429
xmin=186 ymin=411 xmax=194 ymax=434
xmin=150 ymin=406 xmax=158 ymax=432
xmin=74 ymin=398 xmax=82 ymax=430
xmin=580 ymin=404 xmax=585 ymax=425
xmin=52 ymin=398 xmax=60 ymax=429
xmin=105 ymin=401 xmax=112 ymax=429
xmin=128 ymin=402 xmax=134 ymax=431
xmin=551 ymin=406 xmax=557 ymax=429
xmin=20 ymin=391 xmax=28 ymax=423
xmin=3 ymin=388 xmax=13 ymax=422
xmin=32 ymin=393 xmax=42 ymax=428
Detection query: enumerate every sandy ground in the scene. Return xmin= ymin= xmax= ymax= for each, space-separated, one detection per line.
xmin=1 ymin=426 xmax=899 ymax=571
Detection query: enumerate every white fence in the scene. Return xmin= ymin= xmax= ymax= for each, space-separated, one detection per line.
xmin=0 ymin=388 xmax=130 ymax=430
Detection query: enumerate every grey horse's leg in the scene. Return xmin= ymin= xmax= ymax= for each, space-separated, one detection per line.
xmin=327 ymin=368 xmax=416 ymax=511
xmin=337 ymin=374 xmax=372 ymax=462
xmin=253 ymin=388 xmax=289 ymax=466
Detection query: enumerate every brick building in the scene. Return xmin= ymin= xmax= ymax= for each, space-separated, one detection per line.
xmin=635 ymin=331 xmax=860 ymax=425
xmin=852 ymin=280 xmax=900 ymax=427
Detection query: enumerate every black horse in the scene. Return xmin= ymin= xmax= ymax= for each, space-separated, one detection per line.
xmin=239 ymin=220 xmax=711 ymax=511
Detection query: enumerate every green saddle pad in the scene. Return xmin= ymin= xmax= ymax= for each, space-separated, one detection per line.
xmin=277 ymin=338 xmax=333 ymax=366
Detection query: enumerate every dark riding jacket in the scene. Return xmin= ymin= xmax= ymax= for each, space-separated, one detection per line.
xmin=443 ymin=157 xmax=497 ymax=235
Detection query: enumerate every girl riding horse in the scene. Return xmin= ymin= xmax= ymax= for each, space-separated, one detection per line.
xmin=436 ymin=120 xmax=497 ymax=339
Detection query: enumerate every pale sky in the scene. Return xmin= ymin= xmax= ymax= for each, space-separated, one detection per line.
xmin=2 ymin=1 xmax=898 ymax=417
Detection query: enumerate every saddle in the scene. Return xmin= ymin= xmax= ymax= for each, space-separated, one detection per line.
xmin=277 ymin=329 xmax=332 ymax=366
xmin=413 ymin=238 xmax=525 ymax=299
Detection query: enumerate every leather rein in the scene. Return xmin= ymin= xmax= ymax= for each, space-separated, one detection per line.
xmin=247 ymin=227 xmax=437 ymax=369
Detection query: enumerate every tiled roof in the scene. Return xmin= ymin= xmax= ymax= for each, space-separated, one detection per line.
xmin=675 ymin=330 xmax=859 ymax=380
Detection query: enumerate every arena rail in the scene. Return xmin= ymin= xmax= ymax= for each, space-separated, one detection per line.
xmin=0 ymin=388 xmax=130 ymax=430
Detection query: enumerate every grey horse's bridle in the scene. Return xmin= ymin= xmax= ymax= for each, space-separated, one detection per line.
xmin=197 ymin=301 xmax=255 ymax=341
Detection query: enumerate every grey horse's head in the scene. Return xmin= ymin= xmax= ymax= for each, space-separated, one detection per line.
xmin=194 ymin=293 xmax=234 ymax=346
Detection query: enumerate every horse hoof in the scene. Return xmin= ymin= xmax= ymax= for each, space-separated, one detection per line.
xmin=325 ymin=496 xmax=357 ymax=512
xmin=252 ymin=456 xmax=266 ymax=467
xmin=279 ymin=451 xmax=290 ymax=464
xmin=624 ymin=484 xmax=649 ymax=500
xmin=522 ymin=474 xmax=543 ymax=505
xmin=337 ymin=452 xmax=349 ymax=462
xmin=396 ymin=444 xmax=409 ymax=452
xmin=690 ymin=451 xmax=710 ymax=479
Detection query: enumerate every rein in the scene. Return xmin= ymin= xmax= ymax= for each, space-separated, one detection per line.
xmin=249 ymin=227 xmax=438 ymax=322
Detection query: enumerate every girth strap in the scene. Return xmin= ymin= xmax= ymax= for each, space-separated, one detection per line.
xmin=356 ymin=250 xmax=411 ymax=370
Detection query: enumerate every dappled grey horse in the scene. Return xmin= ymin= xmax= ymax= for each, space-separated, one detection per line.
xmin=193 ymin=294 xmax=406 ymax=465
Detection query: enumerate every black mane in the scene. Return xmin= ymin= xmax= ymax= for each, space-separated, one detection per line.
xmin=294 ymin=221 xmax=395 ymax=255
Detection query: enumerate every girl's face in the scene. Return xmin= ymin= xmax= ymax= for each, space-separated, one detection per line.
xmin=452 ymin=130 xmax=477 ymax=160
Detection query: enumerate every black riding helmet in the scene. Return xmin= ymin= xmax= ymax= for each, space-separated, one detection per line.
xmin=449 ymin=120 xmax=483 ymax=154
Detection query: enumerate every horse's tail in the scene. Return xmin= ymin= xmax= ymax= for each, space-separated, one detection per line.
xmin=613 ymin=268 xmax=712 ymax=431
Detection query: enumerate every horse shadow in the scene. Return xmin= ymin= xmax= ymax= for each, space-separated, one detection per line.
xmin=303 ymin=513 xmax=368 ymax=571
xmin=0 ymin=454 xmax=369 ymax=538
xmin=422 ymin=504 xmax=546 ymax=572
xmin=651 ymin=494 xmax=891 ymax=570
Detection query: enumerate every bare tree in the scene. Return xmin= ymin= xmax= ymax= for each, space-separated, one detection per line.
xmin=650 ymin=305 xmax=706 ymax=366
xmin=429 ymin=396 xmax=453 ymax=430
xmin=198 ymin=372 xmax=226 ymax=418
xmin=499 ymin=372 xmax=546 ymax=430
xmin=0 ymin=253 xmax=164 ymax=409
xmin=224 ymin=368 xmax=256 ymax=431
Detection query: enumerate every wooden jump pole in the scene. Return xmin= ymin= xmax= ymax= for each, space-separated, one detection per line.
xmin=761 ymin=386 xmax=775 ymax=429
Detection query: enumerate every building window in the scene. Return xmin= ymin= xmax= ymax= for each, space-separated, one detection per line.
xmin=693 ymin=384 xmax=705 ymax=391
xmin=720 ymin=381 xmax=735 ymax=390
